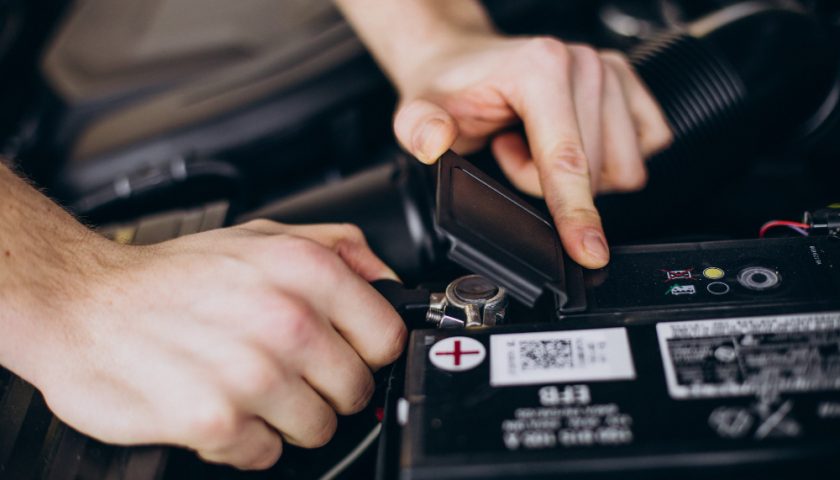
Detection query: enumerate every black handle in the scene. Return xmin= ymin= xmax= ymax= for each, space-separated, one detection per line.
xmin=371 ymin=279 xmax=430 ymax=314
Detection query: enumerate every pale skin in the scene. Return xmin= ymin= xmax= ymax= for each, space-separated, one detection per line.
xmin=0 ymin=164 xmax=405 ymax=469
xmin=0 ymin=0 xmax=672 ymax=472
xmin=337 ymin=0 xmax=672 ymax=268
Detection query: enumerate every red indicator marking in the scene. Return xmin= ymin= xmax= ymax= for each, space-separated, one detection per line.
xmin=662 ymin=268 xmax=696 ymax=282
xmin=434 ymin=340 xmax=482 ymax=366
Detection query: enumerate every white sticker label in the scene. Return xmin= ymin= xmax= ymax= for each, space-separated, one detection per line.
xmin=429 ymin=336 xmax=486 ymax=372
xmin=656 ymin=312 xmax=840 ymax=399
xmin=489 ymin=328 xmax=636 ymax=387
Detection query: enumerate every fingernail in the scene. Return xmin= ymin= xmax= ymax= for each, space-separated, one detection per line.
xmin=582 ymin=230 xmax=609 ymax=264
xmin=413 ymin=118 xmax=447 ymax=163
xmin=381 ymin=267 xmax=401 ymax=283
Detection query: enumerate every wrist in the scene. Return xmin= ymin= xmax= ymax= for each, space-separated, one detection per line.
xmin=0 ymin=226 xmax=128 ymax=391
xmin=389 ymin=29 xmax=499 ymax=97
xmin=336 ymin=0 xmax=498 ymax=95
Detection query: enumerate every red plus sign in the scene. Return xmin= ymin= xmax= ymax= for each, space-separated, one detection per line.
xmin=435 ymin=340 xmax=482 ymax=366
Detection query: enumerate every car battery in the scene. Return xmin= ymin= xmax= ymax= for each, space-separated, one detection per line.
xmin=379 ymin=153 xmax=840 ymax=479
xmin=395 ymin=307 xmax=840 ymax=479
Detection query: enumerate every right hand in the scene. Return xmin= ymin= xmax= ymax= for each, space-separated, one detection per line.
xmin=392 ymin=37 xmax=673 ymax=269
xmin=28 ymin=220 xmax=405 ymax=470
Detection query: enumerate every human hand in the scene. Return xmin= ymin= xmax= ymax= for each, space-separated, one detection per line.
xmin=392 ymin=36 xmax=672 ymax=268
xmin=27 ymin=221 xmax=405 ymax=470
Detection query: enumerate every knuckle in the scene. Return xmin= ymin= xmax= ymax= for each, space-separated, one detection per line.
xmin=620 ymin=168 xmax=648 ymax=191
xmin=341 ymin=372 xmax=376 ymax=415
xmin=651 ymin=126 xmax=674 ymax=152
xmin=600 ymin=49 xmax=630 ymax=69
xmin=610 ymin=174 xmax=645 ymax=192
xmin=545 ymin=141 xmax=589 ymax=176
xmin=249 ymin=288 xmax=290 ymax=320
xmin=604 ymin=152 xmax=648 ymax=192
xmin=278 ymin=236 xmax=340 ymax=277
xmin=571 ymin=45 xmax=604 ymax=87
xmin=337 ymin=223 xmax=366 ymax=243
xmin=249 ymin=437 xmax=283 ymax=470
xmin=555 ymin=206 xmax=602 ymax=226
xmin=278 ymin=235 xmax=317 ymax=255
xmin=242 ymin=218 xmax=277 ymax=232
xmin=305 ymin=410 xmax=338 ymax=448
xmin=640 ymin=126 xmax=673 ymax=158
xmin=287 ymin=236 xmax=334 ymax=267
xmin=275 ymin=302 xmax=319 ymax=353
xmin=205 ymin=253 xmax=248 ymax=276
xmin=372 ymin=319 xmax=407 ymax=367
xmin=571 ymin=44 xmax=599 ymax=67
xmin=247 ymin=235 xmax=294 ymax=264
xmin=603 ymin=64 xmax=622 ymax=91
xmin=523 ymin=37 xmax=570 ymax=70
xmin=237 ymin=355 xmax=279 ymax=398
xmin=189 ymin=402 xmax=241 ymax=447
xmin=334 ymin=223 xmax=370 ymax=258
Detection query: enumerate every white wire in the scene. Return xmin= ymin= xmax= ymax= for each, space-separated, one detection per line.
xmin=318 ymin=422 xmax=382 ymax=480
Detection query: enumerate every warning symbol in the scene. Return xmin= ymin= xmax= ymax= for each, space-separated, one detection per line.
xmin=429 ymin=337 xmax=486 ymax=372
xmin=666 ymin=284 xmax=696 ymax=296
xmin=708 ymin=400 xmax=802 ymax=440
xmin=662 ymin=268 xmax=697 ymax=282
xmin=709 ymin=407 xmax=753 ymax=438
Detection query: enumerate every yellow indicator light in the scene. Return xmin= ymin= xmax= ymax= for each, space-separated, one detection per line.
xmin=703 ymin=267 xmax=725 ymax=280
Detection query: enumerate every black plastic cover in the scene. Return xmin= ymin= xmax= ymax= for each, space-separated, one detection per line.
xmin=435 ymin=151 xmax=585 ymax=310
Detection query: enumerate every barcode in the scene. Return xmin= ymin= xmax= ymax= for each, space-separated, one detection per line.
xmin=490 ymin=328 xmax=636 ymax=387
xmin=518 ymin=339 xmax=573 ymax=370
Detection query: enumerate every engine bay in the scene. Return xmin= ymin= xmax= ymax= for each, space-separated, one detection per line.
xmin=2 ymin=1 xmax=840 ymax=479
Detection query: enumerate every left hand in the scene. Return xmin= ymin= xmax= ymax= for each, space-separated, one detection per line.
xmin=392 ymin=35 xmax=672 ymax=269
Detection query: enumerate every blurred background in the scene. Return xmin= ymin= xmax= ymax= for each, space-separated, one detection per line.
xmin=1 ymin=1 xmax=839 ymax=477
xmin=0 ymin=0 xmax=838 ymax=248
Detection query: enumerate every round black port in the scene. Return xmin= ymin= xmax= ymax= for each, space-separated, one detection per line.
xmin=707 ymin=282 xmax=731 ymax=295
xmin=737 ymin=267 xmax=780 ymax=291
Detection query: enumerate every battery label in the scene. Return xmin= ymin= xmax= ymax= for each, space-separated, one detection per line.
xmin=490 ymin=328 xmax=636 ymax=387
xmin=501 ymin=401 xmax=634 ymax=451
xmin=657 ymin=312 xmax=840 ymax=399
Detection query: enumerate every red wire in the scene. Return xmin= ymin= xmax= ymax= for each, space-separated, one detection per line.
xmin=759 ymin=220 xmax=810 ymax=238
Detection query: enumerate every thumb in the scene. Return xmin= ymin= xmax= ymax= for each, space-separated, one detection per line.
xmin=394 ymin=98 xmax=458 ymax=164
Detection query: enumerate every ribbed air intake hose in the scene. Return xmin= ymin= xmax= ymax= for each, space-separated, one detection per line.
xmin=595 ymin=3 xmax=839 ymax=239
xmin=630 ymin=3 xmax=838 ymax=182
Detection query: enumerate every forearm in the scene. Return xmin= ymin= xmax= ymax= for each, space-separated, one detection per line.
xmin=335 ymin=0 xmax=496 ymax=89
xmin=0 ymin=163 xmax=114 ymax=386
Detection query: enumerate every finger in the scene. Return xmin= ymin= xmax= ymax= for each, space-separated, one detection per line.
xmin=492 ymin=131 xmax=542 ymax=197
xmin=568 ymin=45 xmax=606 ymax=191
xmin=285 ymin=224 xmax=399 ymax=282
xmin=505 ymin=38 xmax=609 ymax=268
xmin=600 ymin=51 xmax=673 ymax=157
xmin=394 ymin=98 xmax=459 ymax=164
xmin=262 ymin=237 xmax=406 ymax=370
xmin=599 ymin=63 xmax=647 ymax=193
xmin=197 ymin=417 xmax=283 ymax=471
xmin=296 ymin=322 xmax=376 ymax=416
xmin=250 ymin=297 xmax=376 ymax=416
xmin=252 ymin=372 xmax=338 ymax=449
xmin=236 ymin=220 xmax=399 ymax=282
